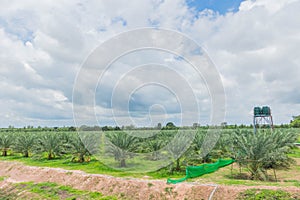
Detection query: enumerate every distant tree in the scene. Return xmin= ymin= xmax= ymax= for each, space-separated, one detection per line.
xmin=68 ymin=126 xmax=77 ymax=131
xmin=290 ymin=116 xmax=300 ymax=128
xmin=157 ymin=123 xmax=162 ymax=129
xmin=192 ymin=123 xmax=200 ymax=129
xmin=102 ymin=126 xmax=109 ymax=131
xmin=221 ymin=122 xmax=227 ymax=128
xmin=164 ymin=122 xmax=177 ymax=130
xmin=125 ymin=125 xmax=135 ymax=130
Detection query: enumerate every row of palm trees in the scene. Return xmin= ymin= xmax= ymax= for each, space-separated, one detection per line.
xmin=103 ymin=128 xmax=298 ymax=179
xmin=0 ymin=129 xmax=298 ymax=181
xmin=0 ymin=132 xmax=98 ymax=162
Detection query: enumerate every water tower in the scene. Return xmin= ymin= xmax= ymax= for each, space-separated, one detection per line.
xmin=253 ymin=106 xmax=274 ymax=133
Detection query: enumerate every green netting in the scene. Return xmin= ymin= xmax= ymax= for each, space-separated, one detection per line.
xmin=167 ymin=159 xmax=234 ymax=184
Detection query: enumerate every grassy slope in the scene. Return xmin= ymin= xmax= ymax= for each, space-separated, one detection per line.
xmin=0 ymin=178 xmax=119 ymax=200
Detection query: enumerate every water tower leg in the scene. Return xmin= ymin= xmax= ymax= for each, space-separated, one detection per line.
xmin=253 ymin=116 xmax=256 ymax=134
xmin=270 ymin=115 xmax=274 ymax=130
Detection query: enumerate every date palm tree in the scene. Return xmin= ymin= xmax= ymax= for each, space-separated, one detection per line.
xmin=0 ymin=133 xmax=14 ymax=156
xmin=34 ymin=133 xmax=64 ymax=160
xmin=105 ymin=131 xmax=138 ymax=167
xmin=145 ymin=139 xmax=165 ymax=160
xmin=13 ymin=133 xmax=36 ymax=157
xmin=66 ymin=133 xmax=99 ymax=162
xmin=232 ymin=129 xmax=297 ymax=180
xmin=167 ymin=131 xmax=193 ymax=171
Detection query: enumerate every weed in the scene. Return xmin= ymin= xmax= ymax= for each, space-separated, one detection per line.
xmin=147 ymin=182 xmax=154 ymax=187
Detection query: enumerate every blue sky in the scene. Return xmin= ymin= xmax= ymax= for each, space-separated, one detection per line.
xmin=186 ymin=0 xmax=245 ymax=14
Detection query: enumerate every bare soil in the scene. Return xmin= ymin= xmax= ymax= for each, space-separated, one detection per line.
xmin=0 ymin=161 xmax=299 ymax=200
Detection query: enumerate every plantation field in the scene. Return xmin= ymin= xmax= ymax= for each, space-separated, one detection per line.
xmin=0 ymin=128 xmax=300 ymax=199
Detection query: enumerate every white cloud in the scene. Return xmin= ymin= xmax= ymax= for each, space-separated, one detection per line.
xmin=0 ymin=0 xmax=300 ymax=127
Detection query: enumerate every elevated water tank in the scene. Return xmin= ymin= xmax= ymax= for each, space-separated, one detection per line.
xmin=262 ymin=106 xmax=271 ymax=116
xmin=254 ymin=107 xmax=261 ymax=116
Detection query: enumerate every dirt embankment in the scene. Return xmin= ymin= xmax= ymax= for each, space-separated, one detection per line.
xmin=0 ymin=161 xmax=299 ymax=200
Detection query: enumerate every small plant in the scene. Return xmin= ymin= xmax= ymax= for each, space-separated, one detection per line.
xmin=164 ymin=187 xmax=173 ymax=194
xmin=238 ymin=189 xmax=294 ymax=200
xmin=0 ymin=176 xmax=7 ymax=181
xmin=147 ymin=182 xmax=154 ymax=187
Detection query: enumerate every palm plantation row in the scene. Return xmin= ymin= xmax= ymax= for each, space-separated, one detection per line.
xmin=0 ymin=128 xmax=298 ymax=181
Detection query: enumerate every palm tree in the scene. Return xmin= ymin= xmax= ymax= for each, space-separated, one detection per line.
xmin=262 ymin=130 xmax=297 ymax=181
xmin=105 ymin=131 xmax=138 ymax=167
xmin=232 ymin=130 xmax=297 ymax=180
xmin=13 ymin=133 xmax=36 ymax=157
xmin=145 ymin=139 xmax=165 ymax=160
xmin=0 ymin=133 xmax=14 ymax=156
xmin=66 ymin=133 xmax=99 ymax=162
xmin=34 ymin=133 xmax=64 ymax=160
xmin=192 ymin=131 xmax=212 ymax=163
xmin=166 ymin=131 xmax=193 ymax=171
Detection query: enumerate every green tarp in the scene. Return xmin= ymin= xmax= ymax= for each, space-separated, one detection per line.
xmin=167 ymin=159 xmax=234 ymax=184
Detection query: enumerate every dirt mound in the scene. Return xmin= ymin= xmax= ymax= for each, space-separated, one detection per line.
xmin=0 ymin=161 xmax=299 ymax=200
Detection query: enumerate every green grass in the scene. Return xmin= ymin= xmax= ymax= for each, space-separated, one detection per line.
xmin=288 ymin=147 xmax=300 ymax=158
xmin=188 ymin=161 xmax=300 ymax=187
xmin=0 ymin=155 xmax=185 ymax=179
xmin=284 ymin=180 xmax=300 ymax=187
xmin=237 ymin=189 xmax=296 ymax=200
xmin=15 ymin=181 xmax=118 ymax=200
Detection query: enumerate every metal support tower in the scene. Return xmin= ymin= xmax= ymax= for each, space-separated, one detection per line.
xmin=253 ymin=106 xmax=274 ymax=133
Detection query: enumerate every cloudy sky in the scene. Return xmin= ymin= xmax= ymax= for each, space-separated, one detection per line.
xmin=1 ymin=0 xmax=300 ymax=128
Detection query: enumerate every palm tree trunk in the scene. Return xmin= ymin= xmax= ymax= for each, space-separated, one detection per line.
xmin=2 ymin=149 xmax=7 ymax=156
xmin=231 ymin=163 xmax=234 ymax=178
xmin=176 ymin=158 xmax=180 ymax=171
xmin=120 ymin=159 xmax=126 ymax=167
xmin=79 ymin=154 xmax=85 ymax=163
xmin=273 ymin=169 xmax=277 ymax=182
xmin=48 ymin=151 xmax=54 ymax=160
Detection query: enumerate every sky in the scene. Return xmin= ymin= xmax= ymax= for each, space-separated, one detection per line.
xmin=0 ymin=0 xmax=300 ymax=127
